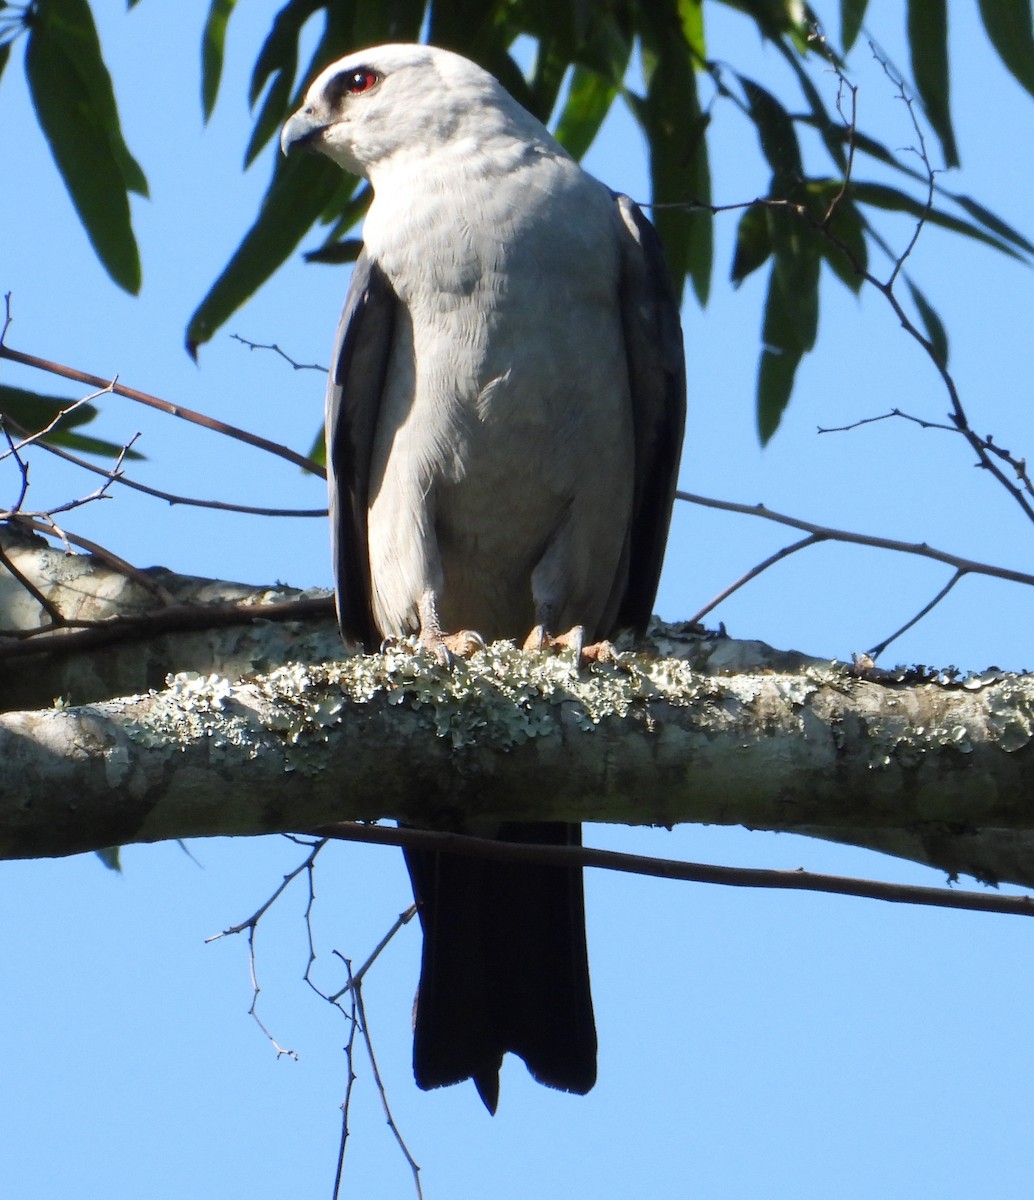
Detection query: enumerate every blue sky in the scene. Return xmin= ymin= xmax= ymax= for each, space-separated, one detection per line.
xmin=3 ymin=3 xmax=1034 ymax=1197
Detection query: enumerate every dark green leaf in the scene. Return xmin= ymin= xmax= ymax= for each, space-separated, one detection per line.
xmin=632 ymin=22 xmax=712 ymax=305
xmin=319 ymin=183 xmax=371 ymax=237
xmin=841 ymin=0 xmax=868 ymax=50
xmin=849 ymin=180 xmax=1026 ymax=258
xmin=977 ymin=0 xmax=1034 ymax=97
xmin=577 ymin=9 xmax=635 ymax=82
xmin=186 ymin=153 xmax=356 ymax=356
xmin=304 ymin=237 xmax=363 ymax=265
xmin=799 ymin=116 xmax=1034 ymax=257
xmin=821 ymin=195 xmax=868 ymax=292
xmin=741 ymin=77 xmax=804 ymax=183
xmin=0 ymin=40 xmax=11 ymax=86
xmin=948 ymin=192 xmax=1034 ymax=255
xmin=49 ymin=429 xmax=145 ymax=458
xmin=753 ymin=205 xmax=820 ymax=436
xmin=0 ymin=384 xmax=144 ymax=459
xmin=766 ymin=212 xmax=821 ymax=354
xmin=25 ymin=2 xmax=142 ymax=292
xmin=757 ymin=345 xmax=802 ymax=444
xmin=906 ymin=277 xmax=950 ymax=368
xmin=0 ymin=384 xmax=98 ymax=432
xmin=244 ymin=0 xmax=324 ymax=163
xmin=28 ymin=0 xmax=148 ymax=197
xmin=528 ymin=36 xmax=569 ymax=124
xmin=906 ymin=0 xmax=959 ymax=166
xmin=244 ymin=65 xmax=295 ymax=167
xmin=765 ymin=33 xmax=847 ymax=172
xmin=248 ymin=0 xmax=320 ymax=105
xmin=201 ymin=0 xmax=238 ymax=121
xmin=731 ymin=204 xmax=772 ymax=286
xmin=553 ymin=66 xmax=618 ymax=161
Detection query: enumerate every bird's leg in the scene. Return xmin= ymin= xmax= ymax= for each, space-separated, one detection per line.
xmin=417 ymin=588 xmax=485 ymax=664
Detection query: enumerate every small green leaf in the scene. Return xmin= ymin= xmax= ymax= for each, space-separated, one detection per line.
xmin=753 ymin=207 xmax=821 ymax=440
xmin=841 ymin=0 xmax=869 ymax=50
xmin=677 ymin=0 xmax=707 ymax=58
xmin=948 ymin=192 xmax=1034 ymax=255
xmin=528 ymin=37 xmax=569 ymax=124
xmin=0 ymin=384 xmax=98 ymax=433
xmin=0 ymin=40 xmax=12 ymax=86
xmin=978 ymin=0 xmax=1034 ymax=97
xmin=244 ymin=66 xmax=296 ymax=167
xmin=741 ymin=77 xmax=804 ymax=183
xmin=906 ymin=0 xmax=959 ymax=167
xmin=906 ymin=278 xmax=950 ymax=368
xmin=553 ymin=67 xmax=618 ymax=161
xmin=849 ymin=181 xmax=1026 ymax=258
xmin=25 ymin=1 xmax=142 ymax=292
xmin=0 ymin=384 xmax=145 ymax=459
xmin=821 ymin=195 xmax=869 ymax=292
xmin=243 ymin=0 xmax=324 ymax=164
xmin=201 ymin=0 xmax=237 ymax=121
xmin=304 ymin=237 xmax=363 ymax=265
xmin=757 ymin=345 xmax=802 ymax=445
xmin=248 ymin=0 xmax=319 ymax=105
xmin=186 ymin=153 xmax=356 ymax=356
xmin=731 ymin=204 xmax=773 ymax=286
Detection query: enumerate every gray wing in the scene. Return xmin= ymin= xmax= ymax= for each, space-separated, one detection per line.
xmin=325 ymin=250 xmax=397 ymax=650
xmin=613 ymin=193 xmax=687 ymax=636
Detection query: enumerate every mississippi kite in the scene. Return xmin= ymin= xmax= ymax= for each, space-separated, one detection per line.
xmin=282 ymin=43 xmax=685 ymax=1112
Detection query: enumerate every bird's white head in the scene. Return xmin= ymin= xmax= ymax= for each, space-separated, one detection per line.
xmin=280 ymin=43 xmax=552 ymax=179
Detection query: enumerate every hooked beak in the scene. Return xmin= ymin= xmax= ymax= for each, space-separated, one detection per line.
xmin=280 ymin=109 xmax=329 ymax=156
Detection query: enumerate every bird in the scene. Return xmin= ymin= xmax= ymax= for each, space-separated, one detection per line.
xmin=281 ymin=43 xmax=685 ymax=1113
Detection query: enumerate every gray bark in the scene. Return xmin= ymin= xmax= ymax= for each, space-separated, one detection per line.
xmin=3 ymin=529 xmax=1033 ymax=885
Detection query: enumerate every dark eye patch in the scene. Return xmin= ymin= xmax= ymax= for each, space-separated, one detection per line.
xmin=327 ymin=67 xmax=380 ymax=105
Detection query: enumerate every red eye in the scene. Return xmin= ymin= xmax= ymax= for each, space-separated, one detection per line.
xmin=344 ymin=68 xmax=379 ymax=94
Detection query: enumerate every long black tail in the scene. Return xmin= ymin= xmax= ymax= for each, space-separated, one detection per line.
xmin=402 ymin=820 xmax=597 ymax=1113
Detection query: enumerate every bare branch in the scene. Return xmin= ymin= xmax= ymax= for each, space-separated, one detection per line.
xmin=21 ymin=430 xmax=327 ymax=518
xmin=688 ymin=534 xmax=822 ymax=625
xmin=231 ymin=333 xmax=327 ymax=374
xmin=0 ymin=343 xmax=324 ymax=477
xmin=313 ymin=822 xmax=1034 ymax=920
xmin=868 ymin=569 xmax=966 ymax=659
xmin=676 ymin=490 xmax=1034 ymax=588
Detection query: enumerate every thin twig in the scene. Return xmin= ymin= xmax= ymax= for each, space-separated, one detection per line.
xmin=0 ymin=541 xmax=64 ymax=623
xmin=868 ymin=569 xmax=966 ymax=659
xmin=330 ymin=906 xmax=418 ymax=1002
xmin=688 ymin=534 xmax=822 ymax=625
xmin=1 ymin=419 xmax=30 ymax=513
xmin=11 ymin=515 xmax=178 ymax=605
xmin=0 ymin=343 xmax=325 ymax=477
xmin=675 ymin=491 xmax=1034 ymax=588
xmin=206 ymin=841 xmax=330 ymax=1058
xmin=352 ymin=980 xmax=424 ymax=1200
xmin=311 ymin=823 xmax=1034 ymax=919
xmin=20 ymin=430 xmax=327 ymax=517
xmin=330 ymin=956 xmax=360 ymax=1200
xmin=231 ymin=334 xmax=327 ymax=374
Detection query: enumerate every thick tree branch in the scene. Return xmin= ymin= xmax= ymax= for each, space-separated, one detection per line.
xmin=3 ymin=642 xmax=1033 ymax=890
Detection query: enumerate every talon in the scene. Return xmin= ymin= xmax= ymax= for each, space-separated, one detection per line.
xmin=581 ymin=639 xmax=617 ymax=664
xmin=522 ymin=624 xmax=587 ymax=663
xmin=419 ymin=628 xmax=486 ymax=666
